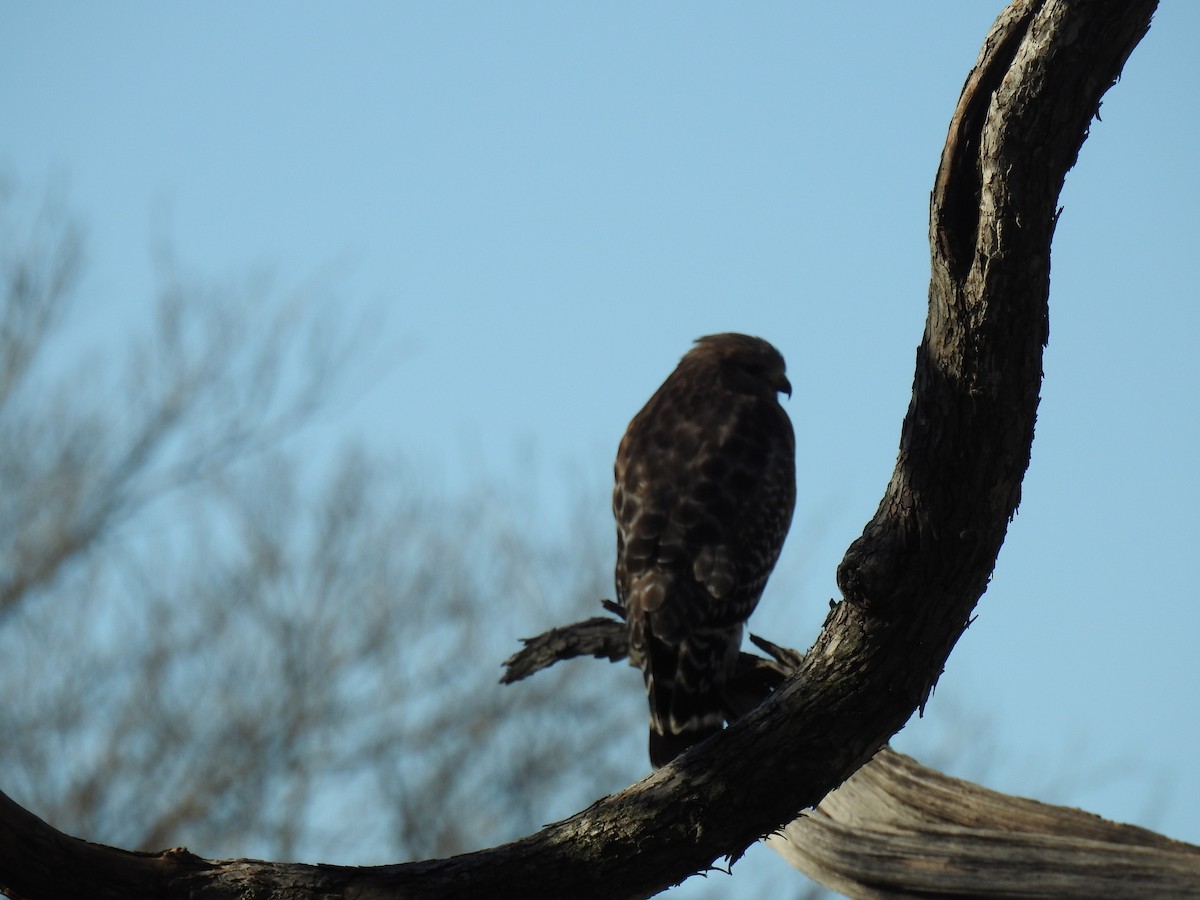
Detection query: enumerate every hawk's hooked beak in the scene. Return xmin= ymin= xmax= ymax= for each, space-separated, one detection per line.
xmin=777 ymin=374 xmax=792 ymax=398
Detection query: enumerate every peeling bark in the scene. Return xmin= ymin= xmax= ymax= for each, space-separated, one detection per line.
xmin=771 ymin=749 xmax=1200 ymax=899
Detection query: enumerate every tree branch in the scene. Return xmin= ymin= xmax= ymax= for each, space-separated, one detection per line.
xmin=499 ymin=604 xmax=792 ymax=708
xmin=771 ymin=748 xmax=1200 ymax=899
xmin=0 ymin=2 xmax=1160 ymax=898
xmin=499 ymin=611 xmax=630 ymax=684
xmin=504 ymin=610 xmax=1200 ymax=898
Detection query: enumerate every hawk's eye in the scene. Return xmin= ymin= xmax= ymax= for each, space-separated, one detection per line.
xmin=726 ymin=358 xmax=769 ymax=388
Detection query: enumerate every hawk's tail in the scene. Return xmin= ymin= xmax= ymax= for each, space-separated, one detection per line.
xmin=648 ymin=692 xmax=723 ymax=769
xmin=644 ymin=634 xmax=729 ymax=769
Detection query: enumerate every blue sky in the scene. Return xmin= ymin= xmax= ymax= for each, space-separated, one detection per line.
xmin=3 ymin=1 xmax=1198 ymax=893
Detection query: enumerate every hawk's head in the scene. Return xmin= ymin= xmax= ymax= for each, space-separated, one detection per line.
xmin=690 ymin=333 xmax=791 ymax=400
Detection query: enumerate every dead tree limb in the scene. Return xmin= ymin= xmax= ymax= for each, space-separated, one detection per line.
xmin=771 ymin=748 xmax=1200 ymax=899
xmin=500 ymin=609 xmax=792 ymax=703
xmin=0 ymin=2 xmax=1161 ymax=899
xmin=499 ymin=614 xmax=631 ymax=683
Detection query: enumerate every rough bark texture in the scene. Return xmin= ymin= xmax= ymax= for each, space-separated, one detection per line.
xmin=771 ymin=749 xmax=1200 ymax=899
xmin=0 ymin=2 xmax=1162 ymax=899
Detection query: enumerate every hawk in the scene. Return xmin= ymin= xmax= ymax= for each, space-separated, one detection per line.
xmin=614 ymin=333 xmax=795 ymax=768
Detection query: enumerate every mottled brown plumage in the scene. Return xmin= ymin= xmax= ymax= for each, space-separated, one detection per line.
xmin=614 ymin=333 xmax=795 ymax=768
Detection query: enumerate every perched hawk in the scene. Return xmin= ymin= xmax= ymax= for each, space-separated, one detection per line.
xmin=614 ymin=333 xmax=795 ymax=768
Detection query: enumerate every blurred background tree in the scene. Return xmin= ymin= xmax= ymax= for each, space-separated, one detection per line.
xmin=0 ymin=179 xmax=648 ymax=870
